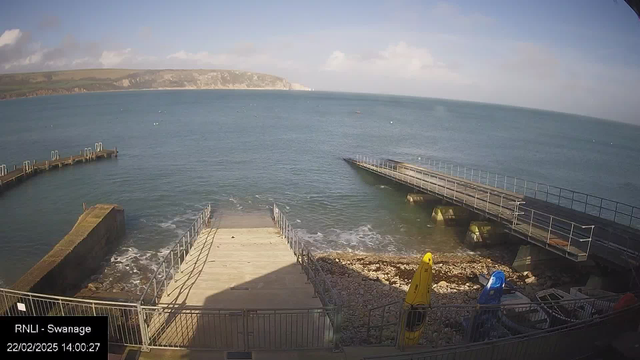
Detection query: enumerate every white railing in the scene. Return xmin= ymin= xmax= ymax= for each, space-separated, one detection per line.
xmin=353 ymin=156 xmax=595 ymax=260
xmin=0 ymin=287 xmax=146 ymax=346
xmin=1 ymin=286 xmax=338 ymax=351
xmin=139 ymin=204 xmax=212 ymax=305
xmin=272 ymin=203 xmax=342 ymax=351
xmin=411 ymin=156 xmax=640 ymax=229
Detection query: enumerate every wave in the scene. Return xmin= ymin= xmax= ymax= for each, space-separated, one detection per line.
xmin=296 ymin=225 xmax=402 ymax=254
xmin=87 ymin=245 xmax=174 ymax=295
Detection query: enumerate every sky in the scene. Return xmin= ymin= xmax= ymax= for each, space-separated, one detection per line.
xmin=1 ymin=0 xmax=640 ymax=123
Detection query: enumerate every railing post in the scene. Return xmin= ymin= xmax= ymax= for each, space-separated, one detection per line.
xmin=170 ymin=251 xmax=174 ymax=275
xmin=177 ymin=242 xmax=181 ymax=268
xmin=333 ymin=305 xmax=342 ymax=352
xmin=598 ymin=198 xmax=603 ymax=217
xmin=529 ymin=211 xmax=534 ymax=237
xmin=547 ymin=216 xmax=553 ymax=243
xmin=153 ymin=279 xmax=157 ymax=304
xmin=454 ymin=182 xmax=457 ymax=200
xmin=571 ymin=192 xmax=575 ymax=210
xmin=568 ymin=223 xmax=575 ymax=250
xmin=138 ymin=304 xmax=151 ymax=351
xmin=586 ymin=226 xmax=594 ymax=254
xmin=162 ymin=262 xmax=167 ymax=295
xmin=243 ymin=309 xmax=250 ymax=350
xmin=396 ymin=306 xmax=408 ymax=352
xmin=499 ymin=195 xmax=503 ymax=217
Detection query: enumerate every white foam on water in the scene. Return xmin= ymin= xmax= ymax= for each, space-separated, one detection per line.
xmin=99 ymin=244 xmax=174 ymax=294
xmin=229 ymin=197 xmax=243 ymax=210
xmin=157 ymin=210 xmax=200 ymax=231
xmin=296 ymin=225 xmax=400 ymax=254
xmin=377 ymin=185 xmax=390 ymax=189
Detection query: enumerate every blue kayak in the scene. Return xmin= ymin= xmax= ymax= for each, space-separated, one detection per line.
xmin=477 ymin=270 xmax=506 ymax=305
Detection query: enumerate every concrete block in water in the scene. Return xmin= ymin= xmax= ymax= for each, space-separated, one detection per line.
xmin=464 ymin=221 xmax=506 ymax=248
xmin=431 ymin=205 xmax=470 ymax=226
xmin=406 ymin=193 xmax=438 ymax=204
xmin=11 ymin=204 xmax=125 ymax=296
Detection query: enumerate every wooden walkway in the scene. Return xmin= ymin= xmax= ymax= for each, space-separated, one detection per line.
xmin=348 ymin=158 xmax=603 ymax=263
xmin=348 ymin=157 xmax=640 ymax=267
xmin=145 ymin=212 xmax=330 ymax=350
xmin=0 ymin=147 xmax=117 ymax=194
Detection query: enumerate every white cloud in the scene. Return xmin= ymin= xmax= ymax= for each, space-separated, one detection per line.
xmin=3 ymin=46 xmax=45 ymax=70
xmin=0 ymin=29 xmax=22 ymax=47
xmin=322 ymin=42 xmax=469 ymax=84
xmin=100 ymin=48 xmax=132 ymax=67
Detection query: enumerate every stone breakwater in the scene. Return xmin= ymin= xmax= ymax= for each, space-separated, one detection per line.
xmin=316 ymin=250 xmax=588 ymax=346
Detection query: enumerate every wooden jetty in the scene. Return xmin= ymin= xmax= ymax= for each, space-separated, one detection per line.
xmin=0 ymin=143 xmax=117 ymax=194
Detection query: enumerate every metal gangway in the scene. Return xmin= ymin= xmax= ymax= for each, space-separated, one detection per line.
xmin=347 ymin=156 xmax=640 ymax=266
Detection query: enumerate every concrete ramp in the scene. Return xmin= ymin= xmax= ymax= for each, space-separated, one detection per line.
xmin=158 ymin=211 xmax=321 ymax=308
xmin=147 ymin=211 xmax=331 ymax=350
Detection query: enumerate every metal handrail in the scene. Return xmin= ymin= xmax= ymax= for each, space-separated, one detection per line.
xmin=139 ymin=204 xmax=212 ymax=305
xmin=354 ymin=156 xmax=595 ymax=257
xmin=272 ymin=203 xmax=340 ymax=307
xmin=410 ymin=155 xmax=640 ymax=228
xmin=272 ymin=203 xmax=342 ymax=351
xmin=365 ymin=300 xmax=640 ymax=358
xmin=366 ymin=291 xmax=631 ymax=350
xmin=1 ymin=287 xmax=139 ymax=307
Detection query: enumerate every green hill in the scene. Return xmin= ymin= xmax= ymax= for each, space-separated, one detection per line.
xmin=0 ymin=69 xmax=310 ymax=99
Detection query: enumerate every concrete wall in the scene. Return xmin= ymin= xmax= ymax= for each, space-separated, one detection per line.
xmin=11 ymin=204 xmax=125 ymax=296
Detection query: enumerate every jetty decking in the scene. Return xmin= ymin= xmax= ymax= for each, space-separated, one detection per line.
xmin=145 ymin=211 xmax=331 ymax=350
xmin=158 ymin=212 xmax=321 ymax=308
xmin=0 ymin=143 xmax=117 ymax=194
xmin=347 ymin=156 xmax=640 ymax=268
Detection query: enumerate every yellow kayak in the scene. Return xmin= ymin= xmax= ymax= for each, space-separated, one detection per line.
xmin=403 ymin=252 xmax=433 ymax=346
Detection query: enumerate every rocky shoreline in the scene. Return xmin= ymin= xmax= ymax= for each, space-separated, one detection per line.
xmin=316 ymin=249 xmax=589 ymax=346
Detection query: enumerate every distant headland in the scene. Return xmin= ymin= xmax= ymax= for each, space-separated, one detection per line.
xmin=0 ymin=69 xmax=311 ymax=100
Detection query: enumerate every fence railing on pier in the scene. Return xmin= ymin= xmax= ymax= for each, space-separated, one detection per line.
xmin=409 ymin=156 xmax=640 ymax=229
xmin=353 ymin=156 xmax=595 ymax=261
xmin=139 ymin=204 xmax=212 ymax=305
xmin=0 ymin=287 xmax=145 ymax=346
xmin=0 ymin=142 xmax=117 ymax=191
xmin=366 ymin=292 xmax=629 ymax=350
xmin=364 ymin=294 xmax=639 ymax=360
xmin=272 ymin=203 xmax=342 ymax=351
xmin=1 ymin=203 xmax=342 ymax=352
xmin=0 ymin=286 xmax=338 ymax=351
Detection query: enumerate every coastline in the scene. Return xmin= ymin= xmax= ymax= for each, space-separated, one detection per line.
xmin=0 ymin=86 xmax=312 ymax=102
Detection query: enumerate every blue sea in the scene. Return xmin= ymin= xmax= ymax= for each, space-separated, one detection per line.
xmin=1 ymin=90 xmax=639 ymax=287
